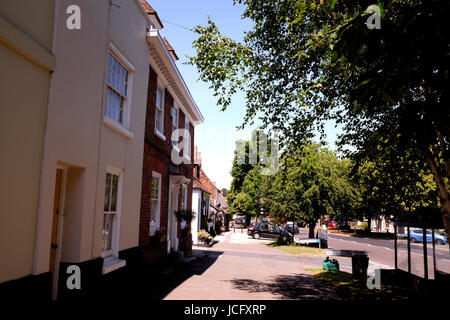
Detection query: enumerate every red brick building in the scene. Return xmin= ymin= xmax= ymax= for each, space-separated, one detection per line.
xmin=139 ymin=2 xmax=203 ymax=265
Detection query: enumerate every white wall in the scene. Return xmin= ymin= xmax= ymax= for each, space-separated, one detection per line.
xmin=191 ymin=190 xmax=201 ymax=244
xmin=0 ymin=0 xmax=54 ymax=283
xmin=33 ymin=0 xmax=150 ymax=274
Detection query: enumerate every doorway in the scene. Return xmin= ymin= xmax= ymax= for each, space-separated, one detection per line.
xmin=49 ymin=168 xmax=66 ymax=299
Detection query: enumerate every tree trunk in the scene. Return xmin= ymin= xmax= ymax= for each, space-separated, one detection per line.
xmin=426 ymin=153 xmax=450 ymax=239
xmin=308 ymin=222 xmax=315 ymax=238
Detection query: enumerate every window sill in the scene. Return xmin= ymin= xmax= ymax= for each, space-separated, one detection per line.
xmin=102 ymin=256 xmax=126 ymax=274
xmin=103 ymin=116 xmax=134 ymax=139
xmin=154 ymin=128 xmax=166 ymax=141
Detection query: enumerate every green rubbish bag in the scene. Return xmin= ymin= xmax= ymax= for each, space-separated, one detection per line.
xmin=323 ymin=256 xmax=340 ymax=271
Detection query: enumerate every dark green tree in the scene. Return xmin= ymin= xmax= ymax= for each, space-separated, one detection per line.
xmin=189 ymin=0 xmax=450 ymax=237
xmin=262 ymin=142 xmax=357 ymax=237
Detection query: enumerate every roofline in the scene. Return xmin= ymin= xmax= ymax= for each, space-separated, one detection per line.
xmin=147 ymin=29 xmax=204 ymax=124
xmin=138 ymin=0 xmax=164 ymax=29
xmin=134 ymin=0 xmax=155 ymax=27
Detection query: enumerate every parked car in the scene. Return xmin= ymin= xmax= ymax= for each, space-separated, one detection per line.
xmin=283 ymin=222 xmax=299 ymax=234
xmin=409 ymin=228 xmax=448 ymax=245
xmin=233 ymin=216 xmax=245 ymax=228
xmin=248 ymin=222 xmax=291 ymax=240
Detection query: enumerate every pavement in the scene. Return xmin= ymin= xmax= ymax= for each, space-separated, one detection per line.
xmin=163 ymin=231 xmax=339 ymax=300
xmin=141 ymin=229 xmax=449 ymax=300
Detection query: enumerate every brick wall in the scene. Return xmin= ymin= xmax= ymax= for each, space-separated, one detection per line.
xmin=199 ymin=168 xmax=218 ymax=204
xmin=139 ymin=64 xmax=196 ymax=258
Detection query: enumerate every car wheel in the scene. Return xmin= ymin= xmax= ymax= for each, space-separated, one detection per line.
xmin=436 ymin=239 xmax=444 ymax=245
xmin=253 ymin=233 xmax=260 ymax=240
xmin=410 ymin=237 xmax=417 ymax=243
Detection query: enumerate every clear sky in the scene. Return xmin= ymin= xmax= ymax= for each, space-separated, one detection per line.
xmin=147 ymin=0 xmax=341 ymax=190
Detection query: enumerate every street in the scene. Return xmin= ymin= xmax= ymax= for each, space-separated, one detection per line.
xmin=296 ymin=228 xmax=450 ymax=279
xmin=154 ymin=228 xmax=450 ymax=300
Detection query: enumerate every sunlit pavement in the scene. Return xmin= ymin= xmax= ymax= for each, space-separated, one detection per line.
xmin=158 ymin=228 xmax=450 ymax=300
xmin=163 ymin=231 xmax=339 ymax=300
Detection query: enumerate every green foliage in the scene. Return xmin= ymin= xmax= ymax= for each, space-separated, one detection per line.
xmin=351 ymin=131 xmax=438 ymax=221
xmin=275 ymin=235 xmax=292 ymax=246
xmin=272 ymin=243 xmax=324 ymax=256
xmin=174 ymin=209 xmax=196 ymax=223
xmin=215 ymin=220 xmax=223 ymax=233
xmin=189 ymin=0 xmax=450 ymax=236
xmin=208 ymin=228 xmax=216 ymax=238
xmin=358 ymin=222 xmax=369 ymax=231
xmin=262 ymin=142 xmax=358 ymax=228
xmin=201 ymin=216 xmax=208 ymax=231
xmin=198 ymin=229 xmax=213 ymax=244
xmin=230 ymin=192 xmax=253 ymax=217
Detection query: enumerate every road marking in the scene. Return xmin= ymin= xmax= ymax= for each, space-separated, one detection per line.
xmin=384 ymin=247 xmax=391 ymax=250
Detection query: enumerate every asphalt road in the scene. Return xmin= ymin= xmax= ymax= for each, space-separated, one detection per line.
xmin=295 ymin=228 xmax=450 ymax=279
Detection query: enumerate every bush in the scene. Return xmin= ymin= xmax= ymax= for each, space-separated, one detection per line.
xmin=201 ymin=216 xmax=208 ymax=231
xmin=358 ymin=222 xmax=369 ymax=231
xmin=198 ymin=229 xmax=213 ymax=244
xmin=276 ymin=235 xmax=292 ymax=245
xmin=175 ymin=209 xmax=196 ymax=223
xmin=215 ymin=220 xmax=223 ymax=234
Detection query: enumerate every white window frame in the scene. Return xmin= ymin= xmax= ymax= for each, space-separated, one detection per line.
xmin=154 ymin=83 xmax=165 ymax=139
xmin=171 ymin=105 xmax=180 ymax=149
xmin=104 ymin=43 xmax=135 ymax=136
xmin=184 ymin=120 xmax=191 ymax=160
xmin=101 ymin=166 xmax=123 ymax=259
xmin=150 ymin=171 xmax=162 ymax=235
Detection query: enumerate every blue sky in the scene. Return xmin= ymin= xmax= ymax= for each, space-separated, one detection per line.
xmin=148 ymin=0 xmax=341 ymax=189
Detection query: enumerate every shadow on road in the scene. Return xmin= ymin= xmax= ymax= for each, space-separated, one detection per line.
xmin=226 ymin=274 xmax=339 ymax=300
xmin=140 ymin=250 xmax=224 ymax=300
